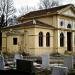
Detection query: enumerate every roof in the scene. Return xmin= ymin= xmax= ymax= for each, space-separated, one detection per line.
xmin=3 ymin=20 xmax=55 ymax=29
xmin=18 ymin=4 xmax=74 ymax=21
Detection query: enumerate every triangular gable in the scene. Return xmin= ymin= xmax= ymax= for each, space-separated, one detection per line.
xmin=18 ymin=4 xmax=73 ymax=21
xmin=57 ymin=5 xmax=75 ymax=17
xmin=62 ymin=9 xmax=75 ymax=17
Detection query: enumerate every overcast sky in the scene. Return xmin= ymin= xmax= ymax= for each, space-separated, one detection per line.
xmin=13 ymin=0 xmax=75 ymax=16
xmin=14 ymin=0 xmax=40 ymax=9
xmin=14 ymin=0 xmax=75 ymax=9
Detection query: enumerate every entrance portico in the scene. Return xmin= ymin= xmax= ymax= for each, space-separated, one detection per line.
xmin=67 ymin=32 xmax=72 ymax=51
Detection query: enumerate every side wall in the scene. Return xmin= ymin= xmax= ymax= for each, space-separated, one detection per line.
xmin=57 ymin=15 xmax=75 ymax=54
xmin=2 ymin=28 xmax=36 ymax=55
xmin=34 ymin=27 xmax=53 ymax=56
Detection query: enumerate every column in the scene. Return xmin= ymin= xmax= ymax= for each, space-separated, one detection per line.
xmin=64 ymin=31 xmax=67 ymax=51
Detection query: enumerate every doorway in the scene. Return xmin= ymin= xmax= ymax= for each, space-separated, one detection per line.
xmin=67 ymin=32 xmax=72 ymax=51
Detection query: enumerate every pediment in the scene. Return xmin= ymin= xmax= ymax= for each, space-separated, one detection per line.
xmin=60 ymin=8 xmax=75 ymax=17
xmin=57 ymin=4 xmax=75 ymax=17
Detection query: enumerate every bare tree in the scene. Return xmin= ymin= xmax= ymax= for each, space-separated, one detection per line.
xmin=8 ymin=15 xmax=18 ymax=26
xmin=18 ymin=5 xmax=37 ymax=16
xmin=39 ymin=0 xmax=59 ymax=9
xmin=0 ymin=0 xmax=16 ymax=50
xmin=18 ymin=6 xmax=30 ymax=16
xmin=0 ymin=0 xmax=16 ymax=26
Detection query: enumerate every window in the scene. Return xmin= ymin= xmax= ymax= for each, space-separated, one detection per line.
xmin=13 ymin=38 xmax=17 ymax=45
xmin=39 ymin=32 xmax=43 ymax=47
xmin=60 ymin=21 xmax=64 ymax=26
xmin=60 ymin=33 xmax=64 ymax=47
xmin=67 ymin=24 xmax=71 ymax=28
xmin=46 ymin=32 xmax=50 ymax=47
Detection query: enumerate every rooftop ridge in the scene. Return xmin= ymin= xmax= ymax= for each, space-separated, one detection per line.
xmin=18 ymin=4 xmax=74 ymax=21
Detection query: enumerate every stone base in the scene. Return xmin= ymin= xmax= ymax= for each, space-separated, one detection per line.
xmin=64 ymin=51 xmax=73 ymax=55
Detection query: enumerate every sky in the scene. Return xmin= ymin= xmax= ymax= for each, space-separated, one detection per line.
xmin=14 ymin=0 xmax=75 ymax=9
xmin=14 ymin=0 xmax=40 ymax=9
xmin=13 ymin=0 xmax=75 ymax=16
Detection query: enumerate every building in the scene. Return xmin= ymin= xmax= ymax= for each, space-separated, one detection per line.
xmin=2 ymin=4 xmax=75 ymax=56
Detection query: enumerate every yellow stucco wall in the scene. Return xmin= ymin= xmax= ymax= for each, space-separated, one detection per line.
xmin=7 ymin=35 xmax=20 ymax=53
xmin=25 ymin=27 xmax=54 ymax=56
xmin=2 ymin=28 xmax=35 ymax=55
xmin=2 ymin=32 xmax=7 ymax=52
xmin=34 ymin=27 xmax=53 ymax=56
xmin=57 ymin=14 xmax=75 ymax=54
xmin=37 ymin=16 xmax=53 ymax=26
xmin=2 ymin=26 xmax=54 ymax=56
xmin=1 ymin=14 xmax=61 ymax=56
xmin=2 ymin=7 xmax=75 ymax=56
xmin=37 ymin=15 xmax=58 ymax=28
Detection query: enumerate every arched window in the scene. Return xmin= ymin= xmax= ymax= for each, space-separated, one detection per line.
xmin=60 ymin=33 xmax=64 ymax=47
xmin=39 ymin=32 xmax=43 ymax=47
xmin=67 ymin=24 xmax=71 ymax=28
xmin=60 ymin=21 xmax=64 ymax=26
xmin=46 ymin=32 xmax=50 ymax=47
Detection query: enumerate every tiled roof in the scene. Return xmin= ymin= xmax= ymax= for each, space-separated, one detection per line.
xmin=3 ymin=20 xmax=55 ymax=29
xmin=19 ymin=4 xmax=73 ymax=20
